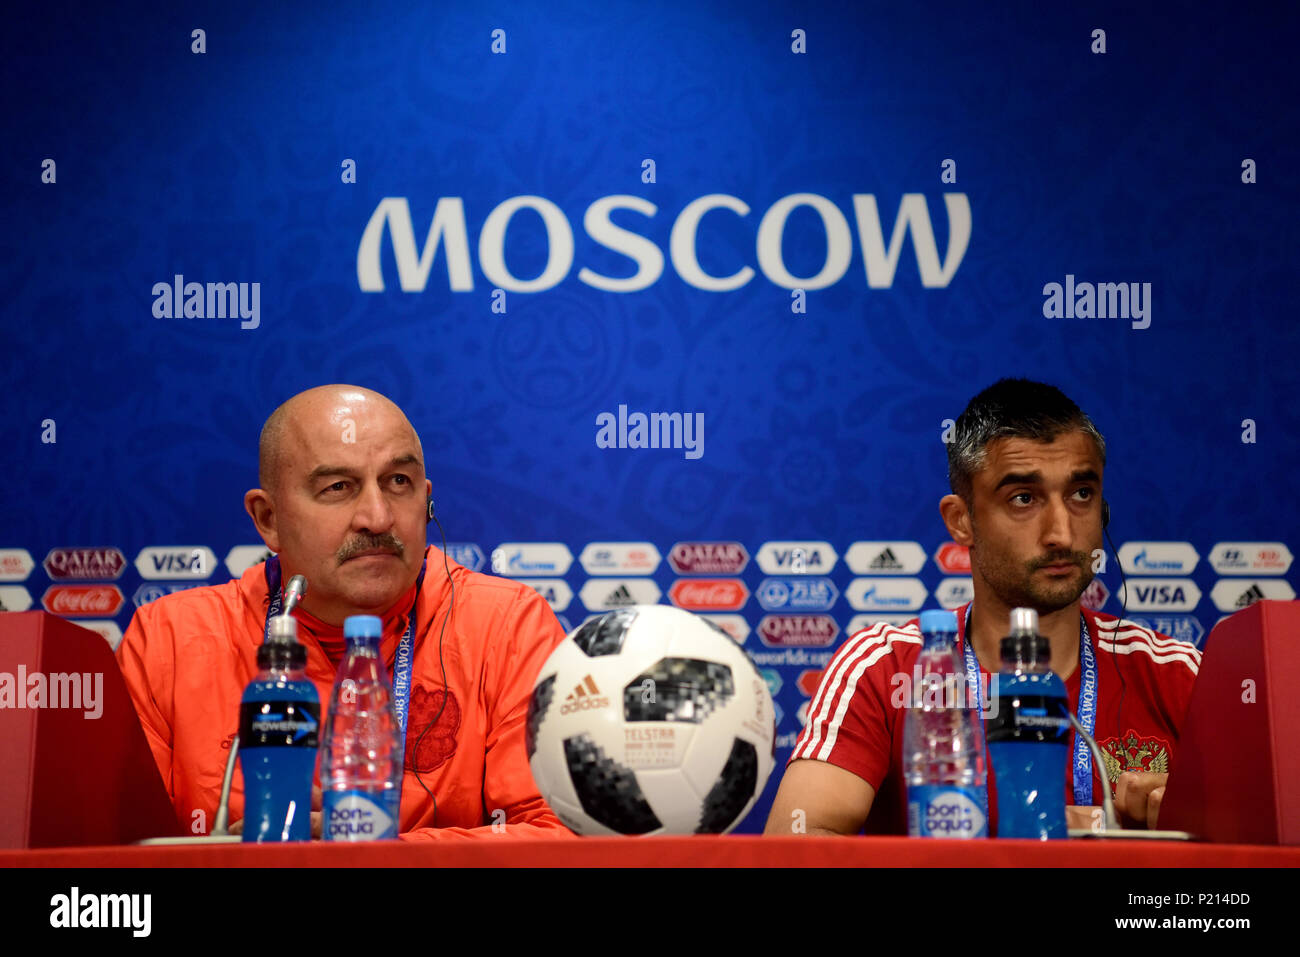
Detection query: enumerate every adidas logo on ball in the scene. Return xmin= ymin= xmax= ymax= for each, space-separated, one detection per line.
xmin=560 ymin=674 xmax=610 ymax=714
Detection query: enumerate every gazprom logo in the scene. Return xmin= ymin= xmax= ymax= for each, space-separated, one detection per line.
xmin=1118 ymin=542 xmax=1199 ymax=576
xmin=357 ymin=193 xmax=971 ymax=294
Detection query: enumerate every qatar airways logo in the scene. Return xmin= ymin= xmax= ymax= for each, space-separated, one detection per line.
xmin=357 ymin=192 xmax=971 ymax=294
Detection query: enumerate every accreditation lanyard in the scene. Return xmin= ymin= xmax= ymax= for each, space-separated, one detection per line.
xmin=960 ymin=604 xmax=1098 ymax=806
xmin=263 ymin=555 xmax=426 ymax=773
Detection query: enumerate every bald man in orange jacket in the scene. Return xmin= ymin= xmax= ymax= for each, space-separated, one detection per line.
xmin=116 ymin=385 xmax=575 ymax=840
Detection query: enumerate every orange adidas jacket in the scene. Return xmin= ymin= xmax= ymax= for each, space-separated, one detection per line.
xmin=116 ymin=546 xmax=576 ymax=840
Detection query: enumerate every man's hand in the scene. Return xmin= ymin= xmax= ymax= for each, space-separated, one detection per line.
xmin=228 ymin=784 xmax=323 ymax=838
xmin=1065 ymin=805 xmax=1104 ymax=832
xmin=1115 ymin=771 xmax=1168 ymax=830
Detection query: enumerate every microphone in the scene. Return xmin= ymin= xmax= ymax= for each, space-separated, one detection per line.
xmin=283 ymin=575 xmax=308 ymax=616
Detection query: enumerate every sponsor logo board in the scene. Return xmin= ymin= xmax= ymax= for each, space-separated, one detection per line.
xmin=1081 ymin=578 xmax=1110 ymax=611
xmin=135 ymin=546 xmax=218 ymax=580
xmin=0 ymin=585 xmax=34 ymax=612
xmin=796 ymin=669 xmax=823 ymax=697
xmin=667 ymin=541 xmax=749 ymax=575
xmin=1118 ymin=542 xmax=1199 ymax=576
xmin=1125 ymin=578 xmax=1202 ymax=612
xmin=579 ymin=578 xmax=661 ymax=611
xmin=1209 ymin=578 xmax=1295 ymax=612
xmin=933 ymin=543 xmax=970 ymax=575
xmin=668 ymin=578 xmax=748 ymax=611
xmin=224 ymin=545 xmax=274 ymax=578
xmin=755 ymin=577 xmax=839 ymax=611
xmin=935 ymin=577 xmax=973 ymax=609
xmin=845 ymin=541 xmax=925 ymax=575
xmin=42 ymin=585 xmax=125 ymax=617
xmin=579 ymin=542 xmax=662 ymax=576
xmin=491 ymin=543 xmax=573 ymax=576
xmin=756 ymin=614 xmax=839 ymax=647
xmin=0 ymin=549 xmax=35 ymax=582
xmin=43 ymin=548 xmax=127 ymax=580
xmin=1208 ymin=542 xmax=1293 ymax=576
xmin=755 ymin=541 xmax=838 ymax=575
xmin=846 ymin=577 xmax=927 ymax=612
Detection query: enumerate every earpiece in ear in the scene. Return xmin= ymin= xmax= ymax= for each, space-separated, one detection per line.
xmin=1101 ymin=498 xmax=1111 ymax=530
xmin=427 ymin=497 xmax=436 ymax=524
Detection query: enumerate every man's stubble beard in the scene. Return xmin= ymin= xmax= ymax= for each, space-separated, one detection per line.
xmin=969 ymin=514 xmax=1094 ymax=614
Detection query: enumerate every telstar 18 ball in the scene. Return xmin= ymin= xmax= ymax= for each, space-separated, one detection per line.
xmin=525 ymin=604 xmax=776 ymax=835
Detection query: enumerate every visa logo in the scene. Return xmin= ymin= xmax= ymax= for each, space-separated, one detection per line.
xmin=773 ymin=549 xmax=824 ymax=569
xmin=1134 ymin=585 xmax=1187 ymax=604
xmin=152 ymin=552 xmax=206 ymax=573
xmin=135 ymin=547 xmax=217 ymax=579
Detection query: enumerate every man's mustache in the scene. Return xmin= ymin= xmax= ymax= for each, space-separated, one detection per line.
xmin=338 ymin=534 xmax=405 ymax=564
xmin=1029 ymin=551 xmax=1088 ymax=571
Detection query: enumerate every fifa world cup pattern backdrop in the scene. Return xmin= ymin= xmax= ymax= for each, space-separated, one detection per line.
xmin=3 ymin=2 xmax=1296 ymax=833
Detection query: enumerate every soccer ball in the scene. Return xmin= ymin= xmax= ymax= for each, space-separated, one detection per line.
xmin=525 ymin=605 xmax=776 ymax=835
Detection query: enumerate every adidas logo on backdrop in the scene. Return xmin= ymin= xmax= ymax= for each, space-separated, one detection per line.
xmin=869 ymin=548 xmax=904 ymax=571
xmin=603 ymin=583 xmax=636 ymax=607
xmin=1235 ymin=583 xmax=1266 ymax=608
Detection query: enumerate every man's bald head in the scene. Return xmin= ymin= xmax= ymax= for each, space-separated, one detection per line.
xmin=245 ymin=384 xmax=431 ymax=624
xmin=257 ymin=385 xmax=424 ymax=494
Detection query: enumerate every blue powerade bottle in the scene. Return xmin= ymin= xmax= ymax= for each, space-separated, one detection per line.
xmin=986 ymin=607 xmax=1070 ymax=839
xmin=239 ymin=614 xmax=320 ymax=842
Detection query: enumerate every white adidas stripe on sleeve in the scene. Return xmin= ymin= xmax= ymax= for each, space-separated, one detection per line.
xmin=795 ymin=622 xmax=922 ymax=762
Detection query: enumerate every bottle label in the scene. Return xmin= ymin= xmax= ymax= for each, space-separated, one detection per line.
xmin=907 ymin=785 xmax=988 ymax=838
xmin=323 ymin=790 xmax=398 ymax=841
xmin=985 ymin=691 xmax=1070 ymax=744
xmin=240 ymin=700 xmax=320 ymax=748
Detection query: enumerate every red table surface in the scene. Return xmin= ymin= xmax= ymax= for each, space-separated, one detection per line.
xmin=2 ymin=836 xmax=1297 ymax=867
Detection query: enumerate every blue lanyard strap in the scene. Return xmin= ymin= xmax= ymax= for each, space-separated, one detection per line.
xmin=961 ymin=604 xmax=1097 ymax=806
xmin=264 ymin=555 xmax=426 ymax=783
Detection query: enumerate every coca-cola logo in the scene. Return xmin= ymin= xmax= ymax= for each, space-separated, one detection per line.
xmin=43 ymin=547 xmax=127 ymax=580
xmin=797 ymin=669 xmax=825 ymax=696
xmin=757 ymin=614 xmax=839 ymax=647
xmin=42 ymin=585 xmax=125 ymax=616
xmin=668 ymin=542 xmax=749 ymax=575
xmin=934 ymin=542 xmax=971 ymax=574
xmin=669 ymin=578 xmax=749 ymax=611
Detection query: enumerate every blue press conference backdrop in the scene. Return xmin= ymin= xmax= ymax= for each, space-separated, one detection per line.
xmin=3 ymin=1 xmax=1297 ymax=833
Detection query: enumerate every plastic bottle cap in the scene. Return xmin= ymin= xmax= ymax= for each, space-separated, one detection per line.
xmin=267 ymin=614 xmax=298 ymax=642
xmin=1010 ymin=606 xmax=1039 ymax=635
xmin=919 ymin=609 xmax=958 ymax=634
xmin=344 ymin=615 xmax=383 ymax=638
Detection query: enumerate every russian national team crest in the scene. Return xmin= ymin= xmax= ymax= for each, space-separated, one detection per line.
xmin=1097 ymin=729 xmax=1171 ymax=790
